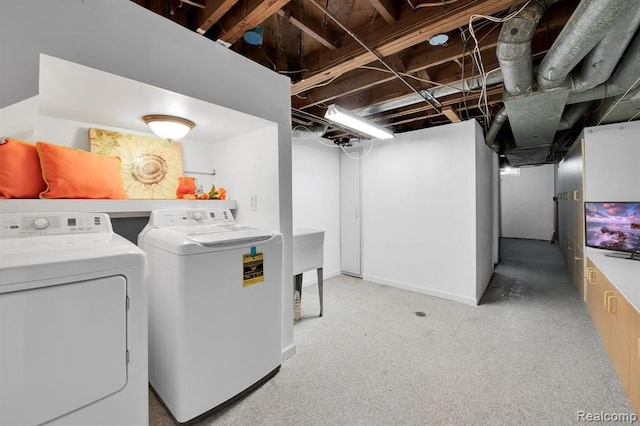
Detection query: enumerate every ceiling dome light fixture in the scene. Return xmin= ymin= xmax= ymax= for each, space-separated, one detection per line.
xmin=143 ymin=114 xmax=195 ymax=140
xmin=428 ymin=33 xmax=449 ymax=46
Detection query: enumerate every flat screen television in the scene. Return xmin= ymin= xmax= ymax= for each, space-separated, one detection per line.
xmin=584 ymin=202 xmax=640 ymax=259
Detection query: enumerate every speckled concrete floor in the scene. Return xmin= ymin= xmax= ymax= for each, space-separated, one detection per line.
xmin=149 ymin=238 xmax=634 ymax=425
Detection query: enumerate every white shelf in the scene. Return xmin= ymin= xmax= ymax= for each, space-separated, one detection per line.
xmin=0 ymin=199 xmax=237 ymax=218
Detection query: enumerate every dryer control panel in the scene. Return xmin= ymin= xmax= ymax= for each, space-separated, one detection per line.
xmin=0 ymin=213 xmax=113 ymax=238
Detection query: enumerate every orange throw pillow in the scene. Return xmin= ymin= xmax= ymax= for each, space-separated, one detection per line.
xmin=0 ymin=138 xmax=48 ymax=199
xmin=36 ymin=142 xmax=128 ymax=199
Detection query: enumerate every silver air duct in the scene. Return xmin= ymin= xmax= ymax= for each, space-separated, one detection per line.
xmin=537 ymin=0 xmax=632 ymax=90
xmin=484 ymin=107 xmax=508 ymax=151
xmin=567 ymin=31 xmax=640 ymax=105
xmin=497 ymin=0 xmax=559 ymax=96
xmin=571 ymin=2 xmax=640 ymax=92
xmin=557 ymin=101 xmax=593 ymax=130
xmin=292 ymin=124 xmax=328 ymax=138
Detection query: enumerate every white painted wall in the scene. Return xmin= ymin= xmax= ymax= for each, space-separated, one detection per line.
xmin=500 ymin=164 xmax=555 ymax=240
xmin=584 ymin=120 xmax=640 ymax=201
xmin=214 ymin=127 xmax=280 ymax=229
xmin=475 ymin=124 xmax=496 ymax=301
xmin=360 ymin=120 xmax=490 ymax=305
xmin=0 ymin=1 xmax=295 ymax=360
xmin=292 ymin=137 xmax=341 ymax=284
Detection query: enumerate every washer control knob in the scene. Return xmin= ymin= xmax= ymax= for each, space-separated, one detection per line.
xmin=192 ymin=212 xmax=203 ymax=221
xmin=33 ymin=217 xmax=49 ymax=229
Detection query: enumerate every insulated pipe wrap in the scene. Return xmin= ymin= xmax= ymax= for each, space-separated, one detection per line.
xmin=497 ymin=1 xmax=556 ymax=95
xmin=537 ymin=0 xmax=633 ymax=90
xmin=485 ymin=107 xmax=508 ymax=151
xmin=572 ymin=1 xmax=640 ymax=92
xmin=567 ymin=32 xmax=640 ymax=104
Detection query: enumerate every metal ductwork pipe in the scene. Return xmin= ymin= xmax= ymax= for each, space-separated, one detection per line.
xmin=567 ymin=31 xmax=640 ymax=104
xmin=485 ymin=107 xmax=508 ymax=151
xmin=537 ymin=0 xmax=633 ymax=90
xmin=557 ymin=101 xmax=593 ymax=130
xmin=571 ymin=1 xmax=640 ymax=92
xmin=292 ymin=124 xmax=328 ymax=138
xmin=357 ymin=72 xmax=504 ymax=116
xmin=497 ymin=0 xmax=559 ymax=96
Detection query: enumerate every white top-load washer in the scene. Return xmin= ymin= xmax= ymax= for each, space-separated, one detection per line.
xmin=0 ymin=212 xmax=148 ymax=426
xmin=138 ymin=208 xmax=283 ymax=423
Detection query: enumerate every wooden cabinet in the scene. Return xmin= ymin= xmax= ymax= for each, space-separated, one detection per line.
xmin=586 ymin=257 xmax=638 ymax=411
xmin=629 ymin=312 xmax=640 ymax=413
xmin=558 ymin=122 xmax=640 ymax=302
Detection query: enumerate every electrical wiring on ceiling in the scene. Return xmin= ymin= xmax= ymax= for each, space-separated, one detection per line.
xmin=466 ymin=1 xmax=533 ymax=126
xmin=292 ymin=124 xmax=377 ymax=160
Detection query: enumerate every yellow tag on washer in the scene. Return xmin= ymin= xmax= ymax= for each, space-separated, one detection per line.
xmin=243 ymin=252 xmax=264 ymax=287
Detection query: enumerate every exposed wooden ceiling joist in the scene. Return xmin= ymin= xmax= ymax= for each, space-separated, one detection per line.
xmin=196 ymin=0 xmax=240 ymax=34
xmin=291 ymin=0 xmax=515 ymax=95
xmin=277 ymin=2 xmax=340 ymax=50
xmin=442 ymin=106 xmax=461 ymax=122
xmin=292 ymin=3 xmax=571 ymax=112
xmin=368 ymin=0 xmax=399 ymax=24
xmin=218 ymin=0 xmax=292 ymax=44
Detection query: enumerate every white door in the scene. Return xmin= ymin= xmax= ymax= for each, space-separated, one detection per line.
xmin=340 ymin=148 xmax=362 ymax=277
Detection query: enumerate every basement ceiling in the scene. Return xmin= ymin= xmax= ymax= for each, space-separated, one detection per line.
xmin=132 ymin=0 xmax=640 ymax=165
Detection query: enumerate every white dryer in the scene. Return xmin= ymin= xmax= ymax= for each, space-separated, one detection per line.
xmin=0 ymin=212 xmax=148 ymax=426
xmin=138 ymin=208 xmax=283 ymax=423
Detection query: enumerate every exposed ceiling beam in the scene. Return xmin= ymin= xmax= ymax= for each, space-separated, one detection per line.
xmin=291 ymin=25 xmax=500 ymax=109
xmin=277 ymin=3 xmax=340 ymax=50
xmin=368 ymin=0 xmax=398 ymax=24
xmin=291 ymin=0 xmax=515 ymax=95
xmin=322 ymin=48 xmax=501 ymax=114
xmin=292 ymin=3 xmax=572 ymax=110
xmin=380 ymin=88 xmax=504 ymax=122
xmin=218 ymin=0 xmax=292 ymax=45
xmin=442 ymin=106 xmax=461 ymax=122
xmin=195 ymin=0 xmax=240 ymax=34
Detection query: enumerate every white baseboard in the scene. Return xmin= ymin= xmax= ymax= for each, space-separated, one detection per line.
xmin=281 ymin=342 xmax=296 ymax=362
xmin=362 ymin=274 xmax=478 ymax=306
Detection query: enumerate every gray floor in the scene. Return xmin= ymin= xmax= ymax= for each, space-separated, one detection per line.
xmin=150 ymin=238 xmax=634 ymax=425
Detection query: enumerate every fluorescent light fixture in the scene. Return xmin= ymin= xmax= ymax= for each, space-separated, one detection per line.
xmin=324 ymin=104 xmax=394 ymax=140
xmin=143 ymin=114 xmax=195 ymax=140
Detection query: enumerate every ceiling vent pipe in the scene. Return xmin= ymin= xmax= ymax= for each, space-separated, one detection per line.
xmin=536 ymin=0 xmax=633 ymax=90
xmin=484 ymin=107 xmax=508 ymax=151
xmin=357 ymin=71 xmax=504 ymax=116
xmin=556 ymin=101 xmax=593 ymax=130
xmin=292 ymin=124 xmax=328 ymax=138
xmin=567 ymin=31 xmax=640 ymax=105
xmin=571 ymin=2 xmax=640 ymax=92
xmin=496 ymin=0 xmax=560 ymax=96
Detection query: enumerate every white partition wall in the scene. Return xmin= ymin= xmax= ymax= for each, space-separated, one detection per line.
xmin=292 ymin=138 xmax=341 ymax=283
xmin=0 ymin=1 xmax=295 ymax=360
xmin=361 ymin=120 xmax=494 ymax=305
xmin=500 ymin=164 xmax=555 ymax=240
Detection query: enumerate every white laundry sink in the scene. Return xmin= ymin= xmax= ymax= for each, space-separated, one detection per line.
xmin=292 ymin=227 xmax=324 ymax=275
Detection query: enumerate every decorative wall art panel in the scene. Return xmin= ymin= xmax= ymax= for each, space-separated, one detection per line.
xmin=89 ymin=128 xmax=184 ymax=199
